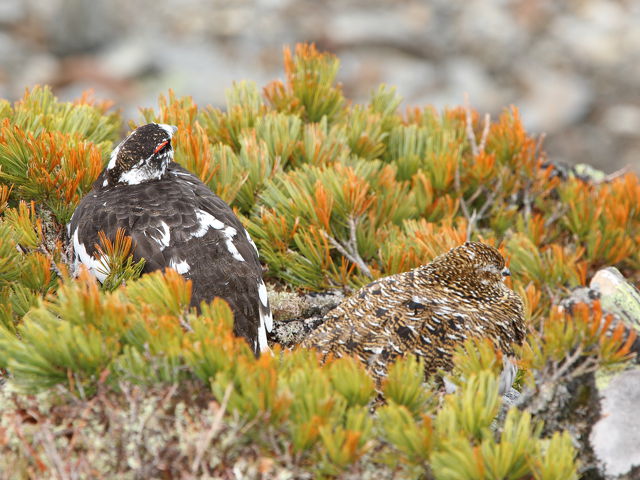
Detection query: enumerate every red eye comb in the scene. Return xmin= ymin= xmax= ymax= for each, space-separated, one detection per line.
xmin=154 ymin=140 xmax=169 ymax=154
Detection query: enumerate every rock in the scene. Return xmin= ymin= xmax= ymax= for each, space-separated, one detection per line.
xmin=271 ymin=316 xmax=325 ymax=347
xmin=269 ymin=289 xmax=344 ymax=347
xmin=329 ymin=9 xmax=423 ymax=46
xmin=560 ymin=286 xmax=600 ymax=312
xmin=40 ymin=0 xmax=118 ymax=55
xmin=494 ymin=387 xmax=521 ymax=429
xmin=590 ymin=368 xmax=640 ymax=478
xmin=429 ymin=57 xmax=506 ymax=114
xmin=99 ymin=40 xmax=157 ymax=80
xmin=458 ymin=1 xmax=523 ymax=51
xmin=0 ymin=0 xmax=26 ymax=26
xmin=2 ymin=0 xmax=639 ymax=173
xmin=0 ymin=32 xmax=23 ymax=86
xmin=337 ymin=48 xmax=437 ymax=104
xmin=13 ymin=54 xmax=59 ymax=92
xmin=540 ymin=268 xmax=640 ymax=477
xmin=561 ymin=267 xmax=640 ymax=363
xmin=267 ymin=288 xmax=305 ymax=322
xmin=590 ymin=267 xmax=640 ymax=335
xmin=602 ymin=105 xmax=640 ymax=137
xmin=517 ymin=64 xmax=592 ymax=132
xmin=302 ymin=290 xmax=344 ymax=317
xmin=518 ymin=371 xmax=602 ymax=478
xmin=502 ymin=387 xmax=520 ymax=407
xmin=573 ymin=164 xmax=607 ymax=183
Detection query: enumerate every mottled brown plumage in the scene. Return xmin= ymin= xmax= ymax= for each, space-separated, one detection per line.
xmin=301 ymin=242 xmax=526 ymax=386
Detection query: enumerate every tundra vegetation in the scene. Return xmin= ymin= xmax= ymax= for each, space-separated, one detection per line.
xmin=0 ymin=44 xmax=636 ymax=479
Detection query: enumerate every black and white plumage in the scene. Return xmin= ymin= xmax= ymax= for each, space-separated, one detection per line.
xmin=68 ymin=123 xmax=272 ymax=354
xmin=301 ymin=242 xmax=526 ymax=391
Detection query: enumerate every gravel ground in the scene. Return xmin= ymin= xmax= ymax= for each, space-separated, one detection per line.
xmin=0 ymin=0 xmax=639 ymax=172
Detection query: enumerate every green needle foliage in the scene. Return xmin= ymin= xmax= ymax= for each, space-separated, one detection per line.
xmin=0 ymin=87 xmax=121 ymax=223
xmin=0 ymin=201 xmax=61 ymax=331
xmin=0 ymin=43 xmax=637 ymax=477
xmin=94 ymin=229 xmax=146 ymax=292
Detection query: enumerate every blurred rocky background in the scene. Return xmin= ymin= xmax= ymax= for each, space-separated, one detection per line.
xmin=1 ymin=0 xmax=638 ymax=172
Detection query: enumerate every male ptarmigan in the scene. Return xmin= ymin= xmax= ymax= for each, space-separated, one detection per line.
xmin=68 ymin=123 xmax=272 ymax=354
xmin=301 ymin=242 xmax=526 ymax=391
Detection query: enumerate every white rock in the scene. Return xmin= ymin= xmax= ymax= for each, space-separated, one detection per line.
xmin=99 ymin=40 xmax=155 ymax=80
xmin=517 ymin=64 xmax=592 ymax=131
xmin=602 ymin=105 xmax=640 ymax=136
xmin=591 ymin=368 xmax=640 ymax=477
xmin=0 ymin=0 xmax=26 ymax=25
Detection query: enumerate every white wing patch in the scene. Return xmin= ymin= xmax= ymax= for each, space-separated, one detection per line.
xmin=245 ymin=229 xmax=259 ymax=257
xmin=148 ymin=221 xmax=171 ymax=250
xmin=257 ymin=315 xmax=270 ymax=353
xmin=257 ymin=280 xmax=273 ymax=332
xmin=169 ymin=258 xmax=190 ymax=274
xmin=173 ymin=170 xmax=194 ymax=178
xmin=192 ymin=210 xmax=244 ymax=261
xmin=72 ymin=228 xmax=109 ymax=283
xmin=193 ymin=209 xmax=225 ymax=236
xmin=258 ymin=281 xmax=268 ymax=307
xmin=222 ymin=226 xmax=244 ymax=262
xmin=256 ymin=279 xmax=273 ymax=352
xmin=106 ymin=138 xmax=124 ymax=170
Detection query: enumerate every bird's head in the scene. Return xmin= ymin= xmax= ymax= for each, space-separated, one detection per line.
xmin=428 ymin=242 xmax=511 ymax=297
xmin=105 ymin=123 xmax=177 ymax=186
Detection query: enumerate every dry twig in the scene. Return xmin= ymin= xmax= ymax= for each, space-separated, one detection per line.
xmin=38 ymin=244 xmax=66 ymax=279
xmin=39 ymin=424 xmax=73 ymax=480
xmin=478 ymin=113 xmax=491 ymax=154
xmin=596 ymin=165 xmax=631 ymax=184
xmin=192 ymin=383 xmax=233 ymax=472
xmin=323 ymin=215 xmax=373 ymax=279
xmin=456 ymin=96 xmax=502 ymax=240
xmin=464 ymin=94 xmax=479 ymax=157
xmin=454 ymin=165 xmax=502 ymax=241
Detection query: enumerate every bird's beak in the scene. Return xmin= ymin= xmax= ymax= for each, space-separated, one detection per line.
xmin=502 ymin=267 xmax=511 ymax=277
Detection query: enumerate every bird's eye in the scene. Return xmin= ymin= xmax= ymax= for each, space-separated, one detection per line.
xmin=154 ymin=140 xmax=169 ymax=154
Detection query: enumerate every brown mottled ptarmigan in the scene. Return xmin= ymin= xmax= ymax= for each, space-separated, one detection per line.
xmin=301 ymin=242 xmax=526 ymax=392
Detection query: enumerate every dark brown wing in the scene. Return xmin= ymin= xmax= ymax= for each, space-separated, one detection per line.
xmin=68 ymin=162 xmax=272 ymax=354
xmin=165 ymin=165 xmax=271 ymax=350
